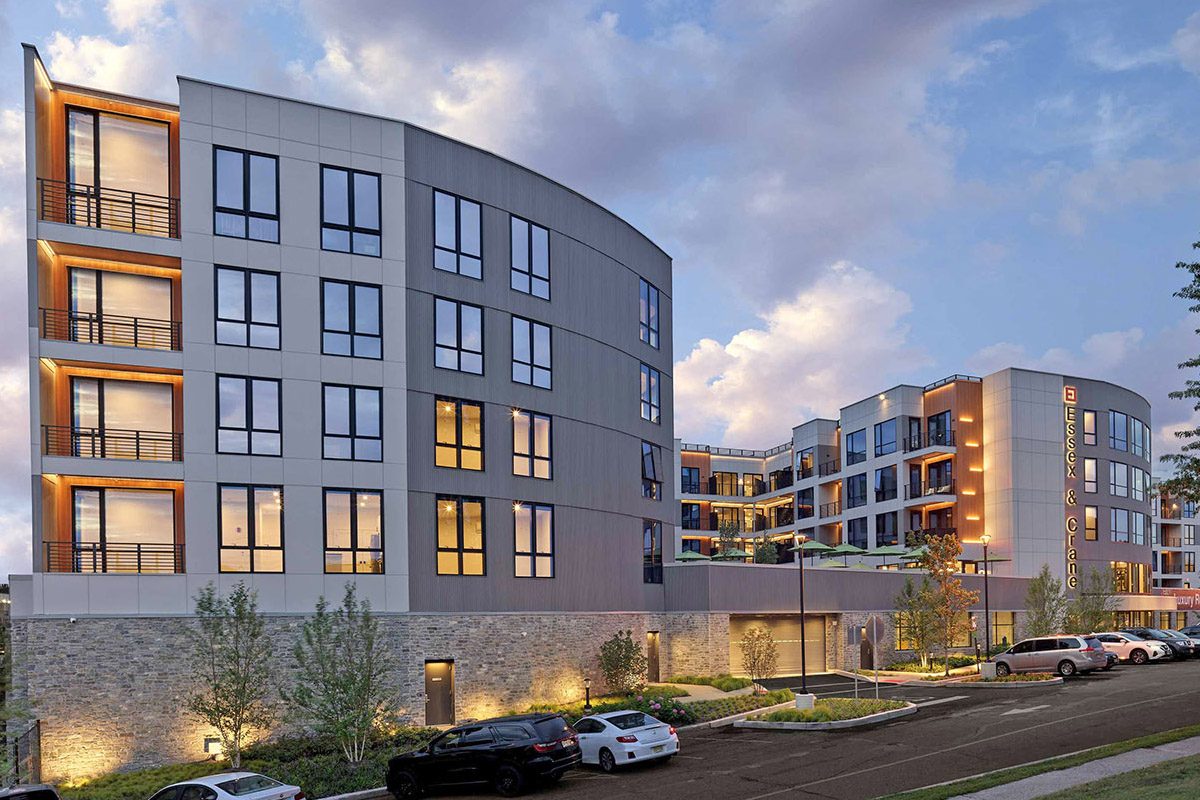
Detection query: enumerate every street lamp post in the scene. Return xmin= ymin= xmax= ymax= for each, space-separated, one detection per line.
xmin=583 ymin=676 xmax=592 ymax=714
xmin=980 ymin=533 xmax=992 ymax=661
xmin=796 ymin=533 xmax=809 ymax=696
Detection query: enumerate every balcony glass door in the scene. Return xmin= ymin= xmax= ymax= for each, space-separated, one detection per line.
xmin=68 ymin=267 xmax=173 ymax=348
xmin=70 ymin=377 xmax=174 ymax=459
xmin=66 ymin=108 xmax=170 ymax=233
xmin=72 ymin=487 xmax=176 ymax=573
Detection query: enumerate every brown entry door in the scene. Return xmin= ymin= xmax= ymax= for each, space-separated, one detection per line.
xmin=647 ymin=632 xmax=661 ymax=683
xmin=425 ymin=660 xmax=454 ymax=726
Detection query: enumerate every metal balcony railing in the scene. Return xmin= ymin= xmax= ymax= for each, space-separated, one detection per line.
xmin=681 ymin=480 xmax=703 ymax=495
xmin=40 ymin=308 xmax=180 ymax=351
xmin=905 ymin=479 xmax=956 ymax=500
xmin=904 ymin=430 xmax=957 ymax=451
xmin=875 ymin=487 xmax=898 ymax=502
xmin=44 ymin=541 xmax=184 ymax=574
xmin=38 ymin=178 xmax=179 ymax=238
xmin=819 ymin=501 xmax=841 ymax=518
xmin=818 ymin=461 xmax=841 ymax=477
xmin=43 ymin=425 xmax=182 ymax=461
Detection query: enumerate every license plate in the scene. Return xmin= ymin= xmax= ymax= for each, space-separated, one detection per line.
xmin=653 ymin=745 xmax=664 ymax=754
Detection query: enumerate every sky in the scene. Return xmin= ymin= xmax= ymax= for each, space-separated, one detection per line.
xmin=0 ymin=0 xmax=1199 ymax=579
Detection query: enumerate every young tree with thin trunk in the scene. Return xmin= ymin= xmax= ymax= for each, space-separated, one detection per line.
xmin=1067 ymin=566 xmax=1118 ymax=634
xmin=894 ymin=576 xmax=937 ymax=670
xmin=916 ymin=533 xmax=980 ymax=675
xmin=716 ymin=519 xmax=742 ymax=556
xmin=1023 ymin=564 xmax=1069 ymax=638
xmin=739 ymin=626 xmax=778 ymax=692
xmin=186 ymin=583 xmax=275 ymax=768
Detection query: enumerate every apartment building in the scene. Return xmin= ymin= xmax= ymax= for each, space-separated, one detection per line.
xmin=1150 ymin=484 xmax=1200 ymax=625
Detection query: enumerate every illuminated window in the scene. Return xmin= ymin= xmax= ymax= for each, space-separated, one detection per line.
xmin=992 ymin=611 xmax=1016 ymax=649
xmin=219 ymin=485 xmax=283 ymax=573
xmin=217 ymin=376 xmax=281 ymax=456
xmin=435 ymin=398 xmax=483 ymax=471
xmin=1186 ymin=525 xmax=1196 ymax=546
xmin=510 ymin=216 xmax=550 ymax=299
xmin=639 ymin=278 xmax=660 ymax=349
xmin=71 ymin=487 xmax=176 ymax=573
xmin=514 ymin=502 xmax=553 ymax=578
xmin=324 ymin=489 xmax=382 ymax=574
xmin=323 ymin=384 xmax=382 ymax=461
xmin=216 ymin=267 xmax=280 ymax=349
xmin=436 ymin=496 xmax=485 ymax=576
xmin=1085 ymin=506 xmax=1098 ymax=541
xmin=434 ymin=190 xmax=482 ymax=278
xmin=512 ymin=316 xmax=552 ymax=388
xmin=435 ymin=297 xmax=484 ymax=374
xmin=1082 ymin=410 xmax=1097 ymax=446
xmin=322 ymin=279 xmax=381 ymax=358
xmin=1084 ymin=458 xmax=1097 ymax=493
xmin=214 ymin=147 xmax=278 ymax=242
xmin=321 ymin=166 xmax=380 ymax=256
xmin=512 ymin=410 xmax=551 ymax=479
xmin=640 ymin=364 xmax=661 ymax=423
xmin=70 ymin=376 xmax=174 ymax=459
xmin=68 ymin=267 xmax=174 ymax=349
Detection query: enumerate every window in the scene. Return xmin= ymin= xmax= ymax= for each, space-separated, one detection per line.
xmin=322 ymin=280 xmax=381 ymax=358
xmin=1085 ymin=506 xmax=1097 ymax=541
xmin=514 ymin=502 xmax=553 ymax=578
xmin=642 ymin=441 xmax=663 ymax=500
xmin=1109 ymin=410 xmax=1128 ymax=451
xmin=70 ymin=376 xmax=174 ymax=458
xmin=434 ymin=190 xmax=481 ymax=278
xmin=1186 ymin=525 xmax=1196 ymax=546
xmin=217 ymin=376 xmax=280 ymax=455
xmin=1131 ymin=466 xmax=1146 ymax=502
xmin=1133 ymin=512 xmax=1146 ymax=546
xmin=846 ymin=429 xmax=866 ymax=464
xmin=681 ymin=466 xmax=700 ymax=494
xmin=875 ymin=465 xmax=897 ymax=502
xmin=215 ymin=267 xmax=279 ymax=349
xmin=640 ymin=364 xmax=661 ymax=423
xmin=874 ymin=418 xmax=897 ymax=457
xmin=67 ymin=267 xmax=175 ymax=349
xmin=213 ymin=147 xmax=278 ymax=242
xmin=71 ymin=487 xmax=176 ymax=572
xmin=1083 ymin=410 xmax=1097 ymax=446
xmin=66 ymin=108 xmax=170 ymax=234
xmin=512 ymin=410 xmax=551 ymax=479
xmin=1130 ymin=418 xmax=1146 ymax=458
xmin=1143 ymin=423 xmax=1152 ymax=462
xmin=323 ymin=385 xmax=382 ymax=461
xmin=510 ymin=216 xmax=549 ymax=298
xmin=639 ymin=278 xmax=660 ymax=349
xmin=512 ymin=317 xmax=552 ymax=388
xmin=797 ymin=447 xmax=815 ymax=478
xmin=643 ymin=519 xmax=663 ymax=583
xmin=846 ymin=474 xmax=867 ymax=509
xmin=846 ymin=516 xmax=867 ymax=549
xmin=434 ymin=298 xmax=483 ymax=374
xmin=797 ymin=487 xmax=815 ymax=519
xmin=682 ymin=503 xmax=701 ymax=530
xmin=1111 ymin=508 xmax=1130 ymax=543
xmin=436 ymin=496 xmax=485 ymax=575
xmin=876 ymin=512 xmax=898 ymax=547
xmin=218 ymin=485 xmax=283 ymax=572
xmin=742 ymin=473 xmax=762 ymax=497
xmin=712 ymin=471 xmax=738 ymax=496
xmin=1110 ymin=461 xmax=1128 ymax=497
xmin=993 ymin=611 xmax=1016 ymax=649
xmin=321 ymin=166 xmax=381 ymax=255
xmin=324 ymin=489 xmax=382 ymax=573
xmin=927 ymin=410 xmax=953 ymax=446
xmin=1084 ymin=458 xmax=1097 ymax=493
xmin=435 ymin=398 xmax=483 ymax=471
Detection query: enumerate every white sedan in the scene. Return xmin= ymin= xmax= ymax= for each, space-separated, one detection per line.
xmin=148 ymin=772 xmax=304 ymax=800
xmin=1094 ymin=632 xmax=1172 ymax=664
xmin=573 ymin=711 xmax=679 ymax=772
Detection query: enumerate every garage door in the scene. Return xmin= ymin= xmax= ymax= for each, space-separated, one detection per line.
xmin=730 ymin=615 xmax=826 ymax=676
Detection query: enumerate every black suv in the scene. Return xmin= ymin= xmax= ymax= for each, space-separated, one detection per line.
xmin=1121 ymin=628 xmax=1196 ymax=659
xmin=387 ymin=714 xmax=580 ymax=798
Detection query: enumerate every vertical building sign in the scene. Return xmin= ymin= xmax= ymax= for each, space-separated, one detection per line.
xmin=1063 ymin=385 xmax=1079 ymax=589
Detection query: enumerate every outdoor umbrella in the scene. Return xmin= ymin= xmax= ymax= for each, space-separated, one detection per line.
xmin=675 ymin=550 xmax=711 ymax=562
xmin=817 ymin=559 xmax=848 ymax=568
xmin=828 ymin=542 xmax=866 ymax=565
xmin=788 ymin=539 xmax=834 ymax=565
xmin=902 ymin=545 xmax=929 ymax=561
xmin=868 ymin=544 xmax=909 ymax=566
xmin=712 ymin=547 xmax=752 ymax=561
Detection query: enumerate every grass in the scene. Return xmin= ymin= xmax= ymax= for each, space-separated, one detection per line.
xmin=684 ymin=689 xmax=794 ymax=723
xmin=523 ymin=685 xmax=690 ymax=721
xmin=666 ymin=673 xmax=753 ymax=692
xmin=755 ymin=698 xmax=907 ymax=723
xmin=959 ymin=672 xmax=1057 ymax=683
xmin=879 ymin=723 xmax=1200 ymax=800
xmin=1037 ymin=753 xmax=1200 ymax=800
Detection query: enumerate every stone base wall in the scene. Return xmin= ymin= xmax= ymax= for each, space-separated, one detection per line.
xmin=827 ymin=611 xmax=1026 ymax=672
xmin=15 ymin=611 xmax=728 ymax=783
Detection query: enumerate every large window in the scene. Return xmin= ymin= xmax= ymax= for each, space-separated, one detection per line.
xmin=927 ymin=410 xmax=953 ymax=446
xmin=875 ymin=465 xmax=897 ymax=502
xmin=713 ymin=471 xmax=738 ymax=496
xmin=512 ymin=317 xmax=552 ymax=388
xmin=218 ymin=485 xmax=283 ymax=572
xmin=435 ymin=398 xmax=483 ymax=471
xmin=322 ymin=280 xmax=381 ymax=358
xmin=321 ymin=166 xmax=381 ymax=256
xmin=1083 ymin=458 xmax=1097 ymax=493
xmin=67 ymin=266 xmax=174 ymax=348
xmin=434 ymin=190 xmax=482 ymax=278
xmin=1133 ymin=512 xmax=1146 ymax=546
xmin=323 ymin=385 xmax=382 ymax=461
xmin=797 ymin=487 xmax=815 ymax=519
xmin=846 ymin=473 xmax=867 ymax=509
xmin=846 ymin=517 xmax=868 ymax=549
xmin=1085 ymin=506 xmax=1098 ymax=541
xmin=70 ymin=376 xmax=174 ymax=458
xmin=642 ymin=441 xmax=663 ymax=500
xmin=435 ymin=298 xmax=483 ymax=374
xmin=639 ymin=278 xmax=660 ymax=349
xmin=217 ymin=376 xmax=281 ymax=455
xmin=510 ymin=216 xmax=550 ymax=299
xmin=846 ymin=429 xmax=867 ymax=464
xmin=213 ymin=147 xmax=278 ymax=242
xmin=1131 ymin=466 xmax=1146 ymax=502
xmin=875 ymin=512 xmax=899 ymax=547
xmin=215 ymin=266 xmax=279 ymax=349
xmin=324 ymin=489 xmax=382 ymax=574
xmin=1130 ymin=418 xmax=1146 ymax=458
xmin=514 ymin=502 xmax=553 ymax=578
xmin=1111 ymin=508 xmax=1130 ymax=543
xmin=66 ymin=108 xmax=170 ymax=235
xmin=643 ymin=519 xmax=663 ymax=583
xmin=640 ymin=364 xmax=661 ymax=423
xmin=681 ymin=466 xmax=701 ymax=494
xmin=874 ymin=418 xmax=897 ymax=457
xmin=1109 ymin=461 xmax=1128 ymax=497
xmin=71 ymin=487 xmax=176 ymax=572
xmin=682 ymin=503 xmax=701 ymax=530
xmin=1109 ymin=411 xmax=1128 ymax=451
xmin=1083 ymin=410 xmax=1097 ymax=446
xmin=436 ymin=496 xmax=485 ymax=576
xmin=512 ymin=410 xmax=551 ymax=479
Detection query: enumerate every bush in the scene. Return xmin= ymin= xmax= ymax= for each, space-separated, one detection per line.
xmin=522 ymin=686 xmax=688 ymax=721
xmin=883 ymin=654 xmax=977 ymax=673
xmin=667 ymin=674 xmax=753 ymax=692
xmin=962 ymin=672 xmax=1058 ymax=683
xmin=755 ymin=698 xmax=906 ymax=723
xmin=598 ymin=630 xmax=648 ymax=693
xmin=685 ymin=689 xmax=794 ymax=723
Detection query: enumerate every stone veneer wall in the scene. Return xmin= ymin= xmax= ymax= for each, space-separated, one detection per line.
xmin=14 ymin=611 xmax=729 ymax=783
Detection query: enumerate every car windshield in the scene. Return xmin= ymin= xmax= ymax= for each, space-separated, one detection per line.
xmin=1159 ymin=630 xmax=1183 ymax=639
xmin=608 ymin=712 xmax=658 ymax=730
xmin=533 ymin=716 xmax=570 ymax=740
xmin=215 ymin=775 xmax=282 ymax=796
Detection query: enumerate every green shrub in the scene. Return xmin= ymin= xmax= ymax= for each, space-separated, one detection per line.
xmin=598 ymin=630 xmax=648 ymax=693
xmin=882 ymin=654 xmax=978 ymax=673
xmin=667 ymin=674 xmax=753 ymax=692
xmin=756 ymin=698 xmax=906 ymax=723
xmin=685 ymin=689 xmax=794 ymax=723
xmin=964 ymin=672 xmax=1057 ymax=683
xmin=521 ymin=686 xmax=688 ymax=721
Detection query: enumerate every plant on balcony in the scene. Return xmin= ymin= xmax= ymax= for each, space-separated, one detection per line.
xmin=1023 ymin=564 xmax=1069 ymax=637
xmin=598 ymin=630 xmax=648 ymax=694
xmin=282 ymin=584 xmax=396 ymax=764
xmin=186 ymin=583 xmax=275 ymax=769
xmin=915 ymin=533 xmax=980 ymax=676
xmin=1067 ymin=565 xmax=1118 ymax=634
xmin=739 ymin=626 xmax=779 ymax=692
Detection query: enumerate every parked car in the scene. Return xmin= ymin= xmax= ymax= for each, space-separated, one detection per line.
xmin=1094 ymin=632 xmax=1173 ymax=664
xmin=1164 ymin=630 xmax=1200 ymax=653
xmin=147 ymin=773 xmax=303 ymax=800
xmin=1121 ymin=628 xmax=1197 ymax=659
xmin=1181 ymin=625 xmax=1200 ymax=638
xmin=1102 ymin=651 xmax=1118 ymax=670
xmin=993 ymin=635 xmax=1108 ymax=677
xmin=0 ymin=786 xmax=61 ymax=800
xmin=386 ymin=714 xmax=581 ymax=798
xmin=573 ymin=710 xmax=679 ymax=772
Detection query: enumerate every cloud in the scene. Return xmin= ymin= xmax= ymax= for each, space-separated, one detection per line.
xmin=1046 ymin=157 xmax=1200 ymax=235
xmin=945 ymin=38 xmax=1012 ymax=83
xmin=43 ymin=30 xmax=169 ymax=97
xmin=674 ymin=262 xmax=932 ymax=447
xmin=967 ymin=327 xmax=1145 ymax=376
xmin=1173 ymin=11 xmax=1200 ymax=75
xmin=104 ymin=0 xmax=168 ymax=32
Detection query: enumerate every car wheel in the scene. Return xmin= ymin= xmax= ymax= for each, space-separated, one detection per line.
xmin=1131 ymin=649 xmax=1148 ymax=665
xmin=995 ymin=662 xmax=1011 ymax=677
xmin=494 ymin=764 xmax=526 ymax=797
xmin=1057 ymin=660 xmax=1077 ymax=678
xmin=599 ymin=748 xmax=618 ymax=773
xmin=389 ymin=770 xmax=422 ymax=800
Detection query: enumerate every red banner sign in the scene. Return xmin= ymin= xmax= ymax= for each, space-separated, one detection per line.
xmin=1154 ymin=588 xmax=1200 ymax=610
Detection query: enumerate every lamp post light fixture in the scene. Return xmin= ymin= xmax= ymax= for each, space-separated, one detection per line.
xmin=583 ymin=676 xmax=592 ymax=714
xmin=792 ymin=532 xmax=814 ymax=709
xmin=980 ymin=533 xmax=992 ymax=661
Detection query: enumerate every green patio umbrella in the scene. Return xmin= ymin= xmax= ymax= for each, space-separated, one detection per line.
xmin=788 ymin=539 xmax=834 ymax=564
xmin=849 ymin=561 xmax=874 ymax=569
xmin=675 ymin=550 xmax=711 ymax=561
xmin=817 ymin=559 xmax=848 ymax=568
xmin=868 ymin=544 xmax=909 ymax=566
xmin=902 ymin=545 xmax=929 ymax=561
xmin=712 ymin=547 xmax=752 ymax=561
xmin=828 ymin=542 xmax=866 ymax=565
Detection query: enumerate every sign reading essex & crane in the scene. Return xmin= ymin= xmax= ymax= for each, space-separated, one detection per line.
xmin=1063 ymin=385 xmax=1079 ymax=589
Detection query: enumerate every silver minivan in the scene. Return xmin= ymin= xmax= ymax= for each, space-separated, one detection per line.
xmin=994 ymin=635 xmax=1109 ymax=677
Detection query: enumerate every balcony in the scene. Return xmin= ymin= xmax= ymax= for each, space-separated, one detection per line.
xmin=905 ymin=480 xmax=956 ymax=501
xmin=39 ymin=308 xmax=181 ymax=351
xmin=818 ymin=461 xmax=841 ymax=478
xmin=819 ymin=500 xmax=841 ymax=518
xmin=903 ymin=430 xmax=957 ymax=453
xmin=38 ymin=178 xmax=179 ymax=238
xmin=44 ymin=541 xmax=184 ymax=574
xmin=43 ymin=425 xmax=182 ymax=461
xmin=681 ymin=480 xmax=703 ymax=495
xmin=875 ymin=488 xmax=898 ymax=502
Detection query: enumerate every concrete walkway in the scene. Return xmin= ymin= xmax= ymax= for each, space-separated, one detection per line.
xmin=950 ymin=735 xmax=1200 ymax=799
xmin=650 ymin=682 xmax=754 ymax=702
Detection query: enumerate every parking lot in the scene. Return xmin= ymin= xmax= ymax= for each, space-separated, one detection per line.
xmin=442 ymin=658 xmax=1200 ymax=800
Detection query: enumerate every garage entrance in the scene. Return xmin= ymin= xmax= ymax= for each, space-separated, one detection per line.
xmin=730 ymin=615 xmax=826 ymax=676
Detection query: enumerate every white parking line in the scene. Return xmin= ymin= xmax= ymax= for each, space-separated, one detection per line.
xmin=1001 ymin=703 xmax=1051 ymax=716
xmin=914 ymin=695 xmax=968 ymax=707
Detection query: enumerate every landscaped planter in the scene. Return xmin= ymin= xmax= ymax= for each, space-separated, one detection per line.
xmin=945 ymin=674 xmax=1064 ymax=688
xmin=734 ymin=701 xmax=918 ymax=731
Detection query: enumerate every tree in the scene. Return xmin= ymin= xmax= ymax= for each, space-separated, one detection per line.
xmin=1023 ymin=564 xmax=1069 ymax=638
xmin=739 ymin=627 xmax=778 ymax=691
xmin=1067 ymin=566 xmax=1118 ymax=634
xmin=1162 ymin=247 xmax=1200 ymax=500
xmin=598 ymin=630 xmax=647 ymax=694
xmin=753 ymin=535 xmax=779 ymax=564
xmin=916 ymin=533 xmax=980 ymax=675
xmin=283 ymin=584 xmax=396 ymax=764
xmin=716 ymin=520 xmax=742 ymax=556
xmin=894 ymin=576 xmax=937 ymax=670
xmin=186 ymin=583 xmax=275 ymax=768
xmin=0 ymin=622 xmax=32 ymax=785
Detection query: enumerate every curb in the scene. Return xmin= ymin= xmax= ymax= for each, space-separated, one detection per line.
xmin=676 ymin=699 xmax=797 ymax=731
xmin=732 ymin=702 xmax=918 ymax=731
xmin=319 ymin=788 xmax=390 ymax=800
xmin=939 ymin=676 xmax=1065 ymax=688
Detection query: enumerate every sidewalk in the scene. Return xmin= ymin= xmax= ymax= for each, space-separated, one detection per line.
xmin=950 ymin=735 xmax=1200 ymax=799
xmin=652 ymin=682 xmax=753 ymax=702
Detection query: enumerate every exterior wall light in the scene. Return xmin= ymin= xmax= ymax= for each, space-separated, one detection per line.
xmin=203 ymin=737 xmax=223 ymax=758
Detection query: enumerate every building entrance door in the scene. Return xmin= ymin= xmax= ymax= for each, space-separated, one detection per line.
xmin=424 ymin=660 xmax=454 ymax=726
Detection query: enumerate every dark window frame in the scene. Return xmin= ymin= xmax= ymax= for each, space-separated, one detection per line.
xmin=215 ymin=375 xmax=282 ymax=456
xmin=510 ymin=215 xmax=550 ymax=299
xmin=212 ymin=146 xmax=279 ymax=242
xmin=320 ymin=165 xmax=382 ymax=256
xmin=321 ymin=383 xmax=383 ymax=462
xmin=214 ymin=265 xmax=281 ymax=349
xmin=640 ymin=363 xmax=661 ymax=424
xmin=642 ymin=440 xmax=663 ymax=500
xmin=436 ymin=494 xmax=487 ymax=576
xmin=511 ymin=315 xmax=552 ymax=389
xmin=682 ymin=502 xmax=701 ymax=530
xmin=639 ymin=278 xmax=660 ymax=349
xmin=433 ymin=189 xmax=482 ymax=279
xmin=322 ymin=488 xmax=384 ymax=574
xmin=874 ymin=418 xmax=897 ymax=457
xmin=434 ymin=296 xmax=484 ymax=375
xmin=217 ymin=483 xmax=285 ymax=573
xmin=513 ymin=501 xmax=554 ymax=579
xmin=643 ymin=518 xmax=663 ymax=584
xmin=846 ymin=473 xmax=868 ymax=509
xmin=435 ymin=396 xmax=484 ymax=471
xmin=512 ymin=409 xmax=552 ymax=479
xmin=320 ymin=278 xmax=382 ymax=359
xmin=71 ymin=485 xmax=176 ymax=553
xmin=846 ymin=429 xmax=867 ymax=465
